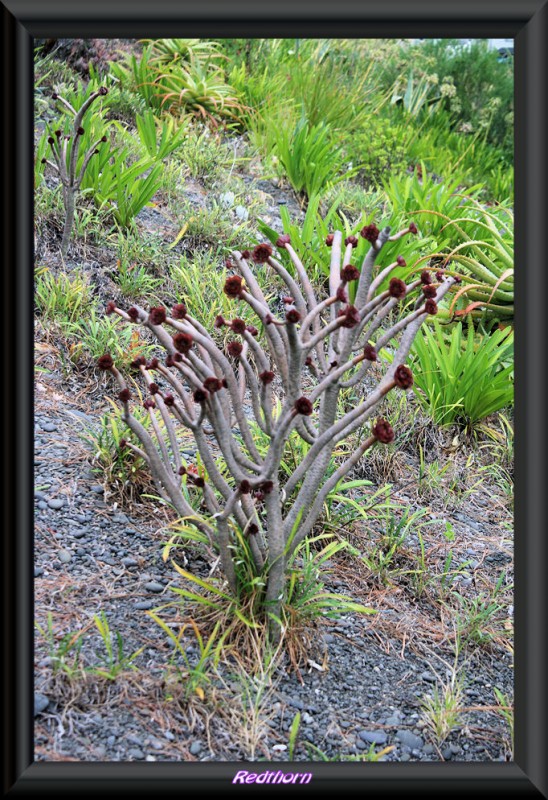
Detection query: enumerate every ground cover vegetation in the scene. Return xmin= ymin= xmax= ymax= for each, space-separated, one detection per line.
xmin=34 ymin=38 xmax=514 ymax=764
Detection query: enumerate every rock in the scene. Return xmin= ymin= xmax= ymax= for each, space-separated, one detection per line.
xmin=112 ymin=513 xmax=129 ymax=523
xmin=58 ymin=550 xmax=72 ymax=564
xmin=37 ymin=501 xmax=48 ymax=511
xmin=423 ymin=744 xmax=435 ymax=755
xmin=72 ymin=529 xmax=87 ymax=539
xmin=128 ymin=748 xmax=145 ymax=760
xmin=358 ymin=730 xmax=388 ymax=745
xmin=91 ymin=485 xmax=104 ymax=494
xmin=134 ymin=601 xmax=153 ymax=610
xmin=122 ymin=557 xmax=139 ymax=567
xmin=400 ymin=752 xmax=411 ymax=762
xmin=164 ymin=731 xmax=175 ymax=741
xmin=395 ymin=730 xmax=424 ymax=750
xmin=48 ymin=498 xmax=66 ymax=510
xmin=385 ymin=715 xmax=401 ymax=726
xmin=287 ymin=697 xmax=304 ymax=710
xmin=190 ymin=741 xmax=202 ymax=755
xmin=442 ymin=747 xmax=453 ymax=760
xmin=41 ymin=422 xmax=57 ymax=432
xmin=94 ymin=745 xmax=107 ymax=758
xmin=107 ymin=736 xmax=116 ymax=746
xmin=34 ymin=567 xmax=44 ymax=577
xmin=421 ymin=672 xmax=435 ymax=682
xmin=144 ymin=582 xmax=165 ymax=593
xmin=34 ymin=693 xmax=49 ymax=716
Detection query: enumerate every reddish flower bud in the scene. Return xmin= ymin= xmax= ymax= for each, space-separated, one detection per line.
xmin=101 ymin=135 xmax=108 ymax=143
xmin=203 ymin=377 xmax=222 ymax=393
xmin=128 ymin=307 xmax=139 ymax=321
xmin=98 ymin=86 xmax=108 ymax=96
xmin=239 ymin=480 xmax=251 ymax=494
xmin=397 ymin=256 xmax=407 ymax=267
xmin=148 ymin=306 xmax=166 ymax=325
xmin=282 ymin=296 xmax=294 ymax=305
xmin=231 ymin=318 xmax=247 ymax=334
xmin=305 ymin=356 xmax=313 ymax=367
xmin=259 ymin=370 xmax=275 ymax=385
xmin=294 ymin=396 xmax=313 ymax=416
xmin=341 ymin=264 xmax=360 ymax=282
xmin=372 ymin=419 xmax=395 ymax=444
xmin=425 ymin=299 xmax=438 ymax=315
xmin=171 ymin=303 xmax=187 ymax=319
xmin=409 ymin=222 xmax=418 ymax=234
xmin=97 ymin=353 xmax=113 ymax=370
xmin=246 ymin=325 xmax=259 ymax=337
xmin=51 ymin=93 xmax=58 ymax=100
xmin=178 ymin=466 xmax=187 ymax=476
xmin=388 ymin=278 xmax=407 ymax=299
xmin=214 ymin=315 xmax=227 ymax=328
xmin=146 ymin=357 xmax=159 ymax=370
xmin=130 ymin=355 xmax=147 ymax=370
xmin=193 ymin=476 xmax=205 ymax=488
xmin=453 ymin=274 xmax=462 ymax=284
xmin=264 ymin=314 xmax=274 ymax=325
xmin=338 ymin=304 xmax=360 ymax=328
xmin=435 ymin=270 xmax=445 ymax=282
xmin=241 ymin=250 xmax=251 ymax=260
xmin=143 ymin=398 xmax=156 ymax=410
xmin=286 ymin=309 xmax=301 ymax=324
xmin=106 ymin=300 xmax=116 ymax=315
xmin=55 ymin=129 xmax=62 ymax=138
xmin=149 ymin=383 xmax=160 ymax=395
xmin=227 ymin=340 xmax=243 ymax=358
xmin=164 ymin=394 xmax=175 ymax=406
xmin=394 ymin=364 xmax=413 ymax=389
xmin=221 ymin=378 xmax=228 ymax=388
xmin=40 ymin=158 xmax=47 ymax=164
xmin=254 ymin=491 xmax=265 ymax=502
xmin=248 ymin=523 xmax=259 ymax=536
xmin=119 ymin=438 xmax=127 ymax=448
xmin=224 ymin=275 xmax=244 ymax=298
xmin=77 ymin=126 xmax=85 ymax=136
xmin=276 ymin=234 xmax=291 ymax=248
xmin=118 ymin=388 xmax=131 ymax=402
xmin=173 ymin=353 xmax=183 ymax=362
xmin=422 ymin=284 xmax=437 ymax=298
xmin=420 ymin=270 xmax=433 ymax=285
xmin=345 ymin=235 xmax=359 ymax=247
xmin=360 ymin=223 xmax=380 ymax=244
xmin=336 ymin=286 xmax=348 ymax=303
xmin=225 ymin=258 xmax=234 ymax=269
xmin=261 ymin=480 xmax=274 ymax=494
xmin=252 ymin=243 xmax=273 ymax=264
xmin=193 ymin=388 xmax=208 ymax=403
xmin=47 ymin=136 xmax=54 ymax=145
xmin=172 ymin=332 xmax=193 ymax=354
xmin=325 ymin=234 xmax=335 ymax=247
xmin=165 ymin=355 xmax=175 ymax=367
xmin=363 ymin=344 xmax=377 ymax=361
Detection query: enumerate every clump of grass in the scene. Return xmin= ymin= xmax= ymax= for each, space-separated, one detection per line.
xmin=35 ymin=268 xmax=92 ymax=323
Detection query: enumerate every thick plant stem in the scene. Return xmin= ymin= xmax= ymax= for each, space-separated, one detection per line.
xmin=60 ymin=190 xmax=75 ymax=258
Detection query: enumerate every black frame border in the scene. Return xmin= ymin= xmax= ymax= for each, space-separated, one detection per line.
xmin=3 ymin=0 xmax=547 ymax=796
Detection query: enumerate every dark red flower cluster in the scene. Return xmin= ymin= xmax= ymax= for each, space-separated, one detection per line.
xmin=338 ymin=304 xmax=360 ymax=328
xmin=425 ymin=299 xmax=438 ymax=315
xmin=325 ymin=234 xmax=335 ymax=246
xmin=227 ymin=340 xmax=243 ymax=358
xmin=397 ymin=256 xmax=407 ymax=266
xmin=97 ymin=353 xmax=113 ymax=370
xmin=363 ymin=344 xmax=377 ymax=361
xmin=172 ymin=332 xmax=193 ymax=354
xmin=372 ymin=419 xmax=395 ymax=444
xmin=171 ymin=303 xmax=187 ymax=320
xmin=286 ymin=309 xmax=301 ymax=324
xmin=420 ymin=270 xmax=432 ymax=285
xmin=193 ymin=388 xmax=208 ymax=403
xmin=164 ymin=394 xmax=175 ymax=407
xmin=130 ymin=355 xmax=147 ymax=370
xmin=128 ymin=307 xmax=139 ymax=321
xmin=360 ymin=224 xmax=380 ymax=244
xmin=143 ymin=398 xmax=156 ymax=410
xmin=276 ymin=234 xmax=291 ymax=248
xmin=239 ymin=480 xmax=251 ymax=494
xmin=422 ymin=284 xmax=437 ymax=298
xmin=294 ymin=396 xmax=313 ymax=416
xmin=118 ymin=388 xmax=131 ymax=402
xmin=388 ymin=278 xmax=407 ymax=299
xmin=252 ymin=243 xmax=273 ymax=264
xmin=341 ymin=264 xmax=360 ymax=282
xmin=345 ymin=235 xmax=359 ymax=247
xmin=259 ymin=370 xmax=275 ymax=385
xmin=106 ymin=301 xmax=116 ymax=315
xmin=224 ymin=275 xmax=244 ymax=298
xmin=231 ymin=318 xmax=247 ymax=334
xmin=203 ymin=377 xmax=222 ymax=393
xmin=394 ymin=364 xmax=413 ymax=389
xmin=149 ymin=383 xmax=160 ymax=395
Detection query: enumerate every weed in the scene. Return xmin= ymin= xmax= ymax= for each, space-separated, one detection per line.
xmin=35 ymin=268 xmax=91 ymax=323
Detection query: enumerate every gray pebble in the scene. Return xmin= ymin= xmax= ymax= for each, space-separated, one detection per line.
xmin=37 ymin=501 xmax=48 ymax=511
xmin=122 ymin=557 xmax=139 ymax=567
xmin=34 ymin=693 xmax=49 ymax=716
xmin=127 ymin=734 xmax=143 ymax=746
xmin=107 ymin=736 xmax=116 ymax=746
xmin=134 ymin=601 xmax=153 ymax=610
xmin=94 ymin=745 xmax=107 ymax=758
xmin=72 ymin=529 xmax=87 ymax=539
xmin=395 ymin=730 xmax=424 ymax=750
xmin=113 ymin=513 xmax=129 ymax=523
xmin=164 ymin=731 xmax=175 ymax=741
xmin=75 ymin=514 xmax=89 ymax=523
xmin=144 ymin=582 xmax=165 ymax=593
xmin=58 ymin=550 xmax=72 ymax=564
xmin=34 ymin=567 xmax=44 ymax=577
xmin=98 ymin=557 xmax=116 ymax=566
xmin=442 ymin=747 xmax=453 ymax=760
xmin=91 ymin=485 xmax=104 ymax=494
xmin=47 ymin=498 xmax=65 ymax=510
xmin=423 ymin=744 xmax=435 ymax=755
xmin=128 ymin=748 xmax=145 ymax=760
xmin=400 ymin=752 xmax=411 ymax=762
xmin=358 ymin=730 xmax=388 ymax=745
xmin=287 ymin=697 xmax=304 ymax=710
xmin=190 ymin=741 xmax=202 ymax=755
xmin=421 ymin=672 xmax=435 ymax=682
xmin=35 ymin=491 xmax=47 ymax=501
xmin=385 ymin=715 xmax=401 ymax=726
xmin=41 ymin=423 xmax=57 ymax=432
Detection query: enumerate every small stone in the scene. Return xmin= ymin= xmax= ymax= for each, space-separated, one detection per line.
xmin=358 ymin=730 xmax=388 ymax=745
xmin=34 ymin=693 xmax=49 ymax=715
xmin=395 ymin=730 xmax=424 ymax=750
xmin=37 ymin=501 xmax=48 ymax=511
xmin=112 ymin=513 xmax=129 ymax=523
xmin=400 ymin=752 xmax=411 ymax=762
xmin=41 ymin=422 xmax=57 ymax=432
xmin=302 ymin=712 xmax=314 ymax=725
xmin=94 ymin=745 xmax=107 ymax=758
xmin=128 ymin=748 xmax=145 ymax=760
xmin=107 ymin=736 xmax=116 ymax=746
xmin=127 ymin=734 xmax=143 ymax=746
xmin=47 ymin=498 xmax=66 ymax=510
xmin=91 ymin=485 xmax=104 ymax=494
xmin=164 ymin=731 xmax=175 ymax=741
xmin=385 ymin=715 xmax=401 ymax=726
xmin=190 ymin=741 xmax=202 ymax=755
xmin=442 ymin=747 xmax=453 ymax=760
xmin=144 ymin=582 xmax=165 ymax=593
xmin=122 ymin=557 xmax=139 ymax=568
xmin=421 ymin=672 xmax=435 ymax=682
xmin=34 ymin=567 xmax=44 ymax=577
xmin=72 ymin=529 xmax=87 ymax=539
xmin=58 ymin=550 xmax=72 ymax=564
xmin=287 ymin=697 xmax=304 ymax=710
xmin=423 ymin=744 xmax=435 ymax=755
xmin=75 ymin=514 xmax=89 ymax=523
xmin=134 ymin=601 xmax=153 ymax=610
xmin=235 ymin=205 xmax=249 ymax=221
